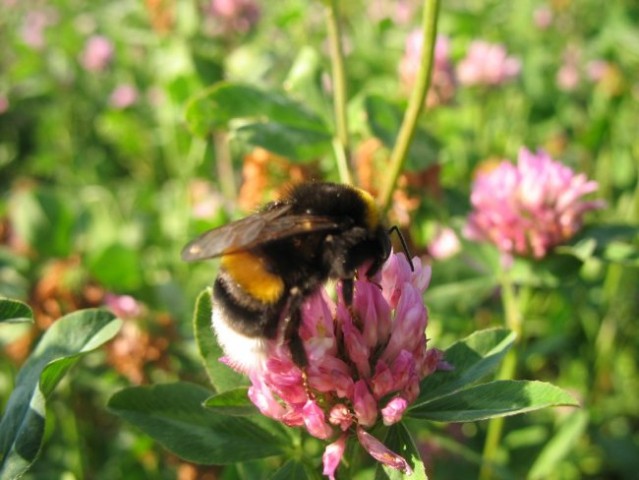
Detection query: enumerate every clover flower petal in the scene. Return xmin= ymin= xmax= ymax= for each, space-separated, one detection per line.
xmin=381 ymin=396 xmax=409 ymax=426
xmin=356 ymin=427 xmax=413 ymax=474
xmin=322 ymin=434 xmax=347 ymax=480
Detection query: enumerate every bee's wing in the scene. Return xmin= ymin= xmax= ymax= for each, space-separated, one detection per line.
xmin=181 ymin=205 xmax=344 ymax=261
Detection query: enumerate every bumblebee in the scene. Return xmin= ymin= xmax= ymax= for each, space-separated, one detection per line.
xmin=182 ymin=182 xmax=410 ymax=372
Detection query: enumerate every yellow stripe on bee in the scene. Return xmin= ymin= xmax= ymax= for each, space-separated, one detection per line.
xmin=354 ymin=187 xmax=380 ymax=228
xmin=220 ymin=251 xmax=284 ymax=304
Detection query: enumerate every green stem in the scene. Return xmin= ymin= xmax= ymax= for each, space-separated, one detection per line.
xmin=479 ymin=266 xmax=522 ymax=480
xmin=333 ymin=137 xmax=352 ymax=185
xmin=378 ymin=0 xmax=440 ymax=212
xmin=325 ymin=0 xmax=352 ymax=184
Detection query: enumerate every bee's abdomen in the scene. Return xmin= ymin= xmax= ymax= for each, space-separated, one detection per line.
xmin=213 ymin=269 xmax=284 ymax=339
xmin=219 ymin=251 xmax=284 ymax=304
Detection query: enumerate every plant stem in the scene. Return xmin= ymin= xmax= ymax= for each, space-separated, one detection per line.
xmin=378 ymin=0 xmax=440 ymax=212
xmin=479 ymin=265 xmax=522 ymax=480
xmin=325 ymin=0 xmax=352 ymax=184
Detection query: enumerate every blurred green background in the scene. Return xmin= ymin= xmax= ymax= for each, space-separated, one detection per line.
xmin=1 ymin=0 xmax=638 ymax=478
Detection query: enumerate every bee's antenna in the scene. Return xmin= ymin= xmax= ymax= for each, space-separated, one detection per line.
xmin=388 ymin=225 xmax=414 ymax=272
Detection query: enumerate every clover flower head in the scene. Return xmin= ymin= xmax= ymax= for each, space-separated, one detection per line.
xmin=457 ymin=40 xmax=521 ymax=86
xmin=464 ymin=148 xmax=604 ymax=259
xmin=208 ymin=0 xmax=260 ymax=35
xmin=428 ymin=226 xmax=461 ymax=260
xmin=80 ymin=35 xmax=114 ymax=72
xmin=533 ymin=6 xmax=553 ymax=30
xmin=104 ymin=293 xmax=142 ymax=319
xmin=109 ymin=84 xmax=138 ymax=109
xmin=21 ymin=9 xmax=57 ymax=49
xmin=230 ymin=252 xmax=443 ymax=478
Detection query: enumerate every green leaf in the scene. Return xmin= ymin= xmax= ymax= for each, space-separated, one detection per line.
xmin=108 ymin=382 xmax=291 ymax=465
xmin=426 ymin=242 xmax=500 ymax=310
xmin=375 ymin=423 xmax=428 ymax=480
xmin=269 ymin=459 xmax=316 ymax=480
xmin=408 ymin=380 xmax=578 ymax=422
xmin=0 ymin=309 xmax=121 ymax=479
xmin=0 ymin=387 xmax=46 ymax=480
xmin=8 ymin=189 xmax=76 ymax=258
xmin=414 ymin=328 xmax=515 ymax=405
xmin=203 ymin=387 xmax=258 ymax=416
xmin=364 ymin=95 xmax=440 ymax=171
xmin=528 ymin=410 xmax=589 ymax=480
xmin=426 ymin=275 xmax=498 ymax=311
xmin=559 ymin=224 xmax=639 ymax=265
xmin=87 ymin=243 xmax=143 ymax=291
xmin=284 ymin=47 xmax=331 ymax=124
xmin=0 ymin=298 xmax=33 ymax=323
xmin=232 ymin=121 xmax=332 ymax=161
xmin=193 ymin=288 xmax=247 ymax=392
xmin=185 ymin=82 xmax=332 ymax=162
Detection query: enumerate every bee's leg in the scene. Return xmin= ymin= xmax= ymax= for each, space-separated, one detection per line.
xmin=283 ymin=289 xmax=314 ymax=398
xmin=342 ymin=278 xmax=354 ymax=306
xmin=284 ymin=288 xmax=308 ymax=368
xmin=341 ymin=277 xmax=363 ymax=327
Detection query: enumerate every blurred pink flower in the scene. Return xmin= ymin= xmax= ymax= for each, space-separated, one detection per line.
xmin=207 ymin=0 xmax=260 ymax=35
xmin=586 ymin=60 xmax=611 ymax=83
xmin=533 ymin=6 xmax=553 ymax=29
xmin=556 ymin=45 xmax=581 ymax=92
xmin=188 ymin=179 xmax=225 ymax=219
xmin=585 ymin=60 xmax=623 ymax=97
xmin=109 ymin=84 xmax=138 ymax=109
xmin=464 ymin=148 xmax=604 ymax=259
xmin=457 ymin=40 xmax=521 ymax=86
xmin=21 ymin=9 xmax=57 ymax=49
xmin=367 ymin=0 xmax=419 ymax=25
xmin=104 ymin=293 xmax=143 ymax=319
xmin=428 ymin=226 xmax=461 ymax=260
xmin=556 ymin=64 xmax=580 ymax=91
xmin=80 ymin=35 xmax=114 ymax=72
xmin=399 ymin=32 xmax=455 ymax=107
xmin=555 ymin=45 xmax=581 ymax=92
xmin=233 ymin=253 xmax=443 ymax=477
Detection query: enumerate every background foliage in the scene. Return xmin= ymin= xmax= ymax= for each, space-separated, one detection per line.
xmin=1 ymin=0 xmax=638 ymax=478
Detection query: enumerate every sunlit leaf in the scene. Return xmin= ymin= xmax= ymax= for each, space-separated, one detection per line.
xmin=203 ymin=387 xmax=258 ymax=416
xmin=0 ymin=298 xmax=33 ymax=323
xmin=193 ymin=288 xmax=247 ymax=392
xmin=415 ymin=328 xmax=515 ymax=405
xmin=185 ymin=82 xmax=331 ymax=162
xmin=108 ymin=382 xmax=291 ymax=464
xmin=408 ymin=380 xmax=578 ymax=422
xmin=0 ymin=309 xmax=121 ymax=479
